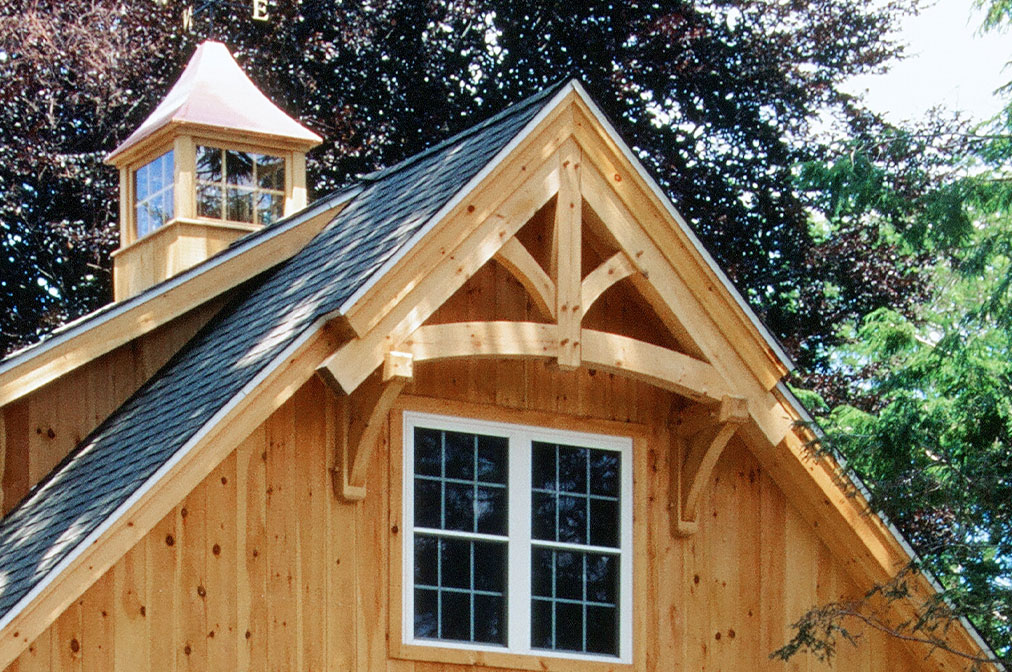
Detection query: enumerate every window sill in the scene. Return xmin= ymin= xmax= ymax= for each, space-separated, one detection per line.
xmin=391 ymin=640 xmax=633 ymax=672
xmin=113 ymin=217 xmax=260 ymax=256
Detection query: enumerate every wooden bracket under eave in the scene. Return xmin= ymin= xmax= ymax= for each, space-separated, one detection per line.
xmin=670 ymin=395 xmax=748 ymax=537
xmin=320 ymin=351 xmax=413 ymax=501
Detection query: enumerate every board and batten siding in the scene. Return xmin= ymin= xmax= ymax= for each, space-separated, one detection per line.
xmin=5 ymin=360 xmax=928 ymax=672
xmin=4 ymin=260 xmax=937 ymax=672
xmin=0 ymin=299 xmax=225 ymax=516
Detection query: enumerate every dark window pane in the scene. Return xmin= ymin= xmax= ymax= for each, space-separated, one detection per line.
xmin=441 ymin=591 xmax=470 ymax=641
xmin=474 ymin=541 xmax=506 ymax=593
xmin=474 ymin=593 xmax=506 ymax=644
xmin=256 ymin=153 xmax=284 ymax=190
xmin=414 ymin=428 xmax=441 ymax=476
xmin=196 ymin=146 xmax=222 ymax=182
xmin=558 ymin=445 xmax=587 ymax=493
xmin=555 ymin=601 xmax=584 ymax=652
xmin=531 ymin=547 xmax=553 ymax=597
xmin=555 ymin=551 xmax=582 ymax=601
xmin=414 ymin=588 xmax=438 ymax=639
xmin=414 ymin=480 xmax=440 ymax=529
xmin=225 ymin=149 xmax=254 ymax=186
xmin=586 ymin=606 xmax=617 ymax=655
xmin=444 ymin=431 xmax=474 ymax=480
xmin=589 ymin=450 xmax=619 ymax=497
xmin=531 ymin=599 xmax=553 ymax=649
xmin=414 ymin=535 xmax=438 ymax=586
xmin=256 ymin=192 xmax=282 ymax=225
xmin=589 ymin=498 xmax=619 ymax=548
xmin=226 ymin=187 xmax=254 ymax=222
xmin=532 ymin=442 xmax=555 ymax=491
xmin=531 ymin=491 xmax=555 ymax=541
xmin=586 ymin=554 xmax=617 ymax=604
xmin=477 ymin=434 xmax=507 ymax=483
xmin=440 ymin=537 xmax=471 ymax=590
xmin=197 ymin=184 xmax=222 ymax=219
xmin=475 ymin=486 xmax=506 ymax=535
xmin=443 ymin=482 xmax=474 ymax=532
xmin=558 ymin=494 xmax=587 ymax=545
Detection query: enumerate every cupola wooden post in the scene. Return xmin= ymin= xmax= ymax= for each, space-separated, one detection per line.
xmin=105 ymin=41 xmax=322 ymax=301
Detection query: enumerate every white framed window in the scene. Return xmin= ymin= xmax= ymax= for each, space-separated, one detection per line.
xmin=402 ymin=411 xmax=634 ymax=663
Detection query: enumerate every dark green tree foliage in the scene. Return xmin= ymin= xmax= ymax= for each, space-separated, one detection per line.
xmin=784 ymin=66 xmax=1012 ymax=668
xmin=1 ymin=0 xmax=918 ymax=359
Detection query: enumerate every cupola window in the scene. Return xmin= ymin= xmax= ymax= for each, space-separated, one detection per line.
xmin=134 ymin=150 xmax=175 ymax=237
xmin=196 ymin=146 xmax=286 ymax=226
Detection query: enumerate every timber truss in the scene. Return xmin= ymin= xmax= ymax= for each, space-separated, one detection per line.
xmin=314 ymin=124 xmax=785 ymax=537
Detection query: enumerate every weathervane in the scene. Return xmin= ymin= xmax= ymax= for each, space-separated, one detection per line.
xmin=180 ymin=0 xmax=271 ymax=31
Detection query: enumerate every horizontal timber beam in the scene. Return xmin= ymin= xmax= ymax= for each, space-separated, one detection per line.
xmin=401 ymin=321 xmax=557 ymax=362
xmin=580 ymin=330 xmax=731 ymax=404
xmin=396 ymin=321 xmax=730 ymax=405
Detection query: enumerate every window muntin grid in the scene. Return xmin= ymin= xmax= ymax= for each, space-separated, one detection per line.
xmin=404 ymin=412 xmax=633 ymax=664
xmin=196 ymin=146 xmax=285 ymax=226
xmin=412 ymin=427 xmax=509 ymax=645
xmin=530 ymin=442 xmax=621 ymax=656
xmin=134 ymin=151 xmax=174 ymax=238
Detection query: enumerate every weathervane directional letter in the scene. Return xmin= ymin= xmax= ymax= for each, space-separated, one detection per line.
xmin=252 ymin=0 xmax=269 ymax=21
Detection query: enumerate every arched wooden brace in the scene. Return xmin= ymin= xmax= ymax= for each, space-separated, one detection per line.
xmin=397 ymin=321 xmax=734 ymax=405
xmin=493 ymin=237 xmax=556 ymax=319
xmin=581 ymin=251 xmax=637 ymax=315
xmin=318 ymin=351 xmax=413 ymax=501
xmin=671 ymin=395 xmax=749 ymax=536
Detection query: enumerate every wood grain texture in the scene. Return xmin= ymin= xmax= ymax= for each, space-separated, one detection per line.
xmin=5 ymin=361 xmax=958 ymax=672
xmin=0 ymin=301 xmax=221 ymax=515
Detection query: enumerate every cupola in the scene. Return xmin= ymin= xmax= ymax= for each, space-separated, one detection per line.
xmin=105 ymin=41 xmax=322 ymax=301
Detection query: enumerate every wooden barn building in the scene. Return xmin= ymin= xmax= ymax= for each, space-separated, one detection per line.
xmin=0 ymin=41 xmax=997 ymax=671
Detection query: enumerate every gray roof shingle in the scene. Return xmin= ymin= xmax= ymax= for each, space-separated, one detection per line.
xmin=0 ymin=81 xmax=563 ymax=621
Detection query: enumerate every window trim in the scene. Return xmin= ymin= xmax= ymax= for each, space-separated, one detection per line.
xmin=401 ymin=410 xmax=634 ymax=664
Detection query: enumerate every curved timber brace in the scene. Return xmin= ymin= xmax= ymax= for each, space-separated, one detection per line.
xmin=319 ymin=351 xmax=413 ymax=501
xmin=671 ymin=395 xmax=748 ymax=536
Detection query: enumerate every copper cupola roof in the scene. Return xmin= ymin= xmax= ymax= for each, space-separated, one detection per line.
xmin=106 ymin=40 xmax=321 ymax=164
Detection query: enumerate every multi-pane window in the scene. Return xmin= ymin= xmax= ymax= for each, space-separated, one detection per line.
xmin=404 ymin=412 xmax=633 ymax=663
xmin=530 ymin=442 xmax=621 ymax=656
xmin=134 ymin=151 xmax=174 ymax=237
xmin=196 ymin=146 xmax=285 ymax=225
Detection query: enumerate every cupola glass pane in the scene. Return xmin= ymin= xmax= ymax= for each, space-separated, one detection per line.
xmin=134 ymin=151 xmax=174 ymax=238
xmin=196 ymin=146 xmax=285 ymax=226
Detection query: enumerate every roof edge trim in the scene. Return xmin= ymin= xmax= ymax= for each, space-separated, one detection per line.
xmin=0 ymin=311 xmax=331 ymax=637
xmin=569 ymin=80 xmax=795 ymax=372
xmin=775 ymin=381 xmax=1003 ymax=667
xmin=0 ymin=187 xmax=358 ymax=378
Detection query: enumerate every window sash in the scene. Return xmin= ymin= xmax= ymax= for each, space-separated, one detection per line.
xmin=403 ymin=411 xmax=633 ymax=664
xmin=195 ymin=146 xmax=285 ymax=225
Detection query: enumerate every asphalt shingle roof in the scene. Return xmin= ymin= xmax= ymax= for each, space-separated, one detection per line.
xmin=0 ymin=82 xmax=562 ymax=620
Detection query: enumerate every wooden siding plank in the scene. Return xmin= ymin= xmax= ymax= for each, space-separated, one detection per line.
xmin=205 ymin=454 xmax=237 ymax=669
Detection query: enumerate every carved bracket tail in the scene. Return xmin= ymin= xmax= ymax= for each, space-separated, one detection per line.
xmin=319 ymin=351 xmax=413 ymax=502
xmin=671 ymin=395 xmax=748 ymax=537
